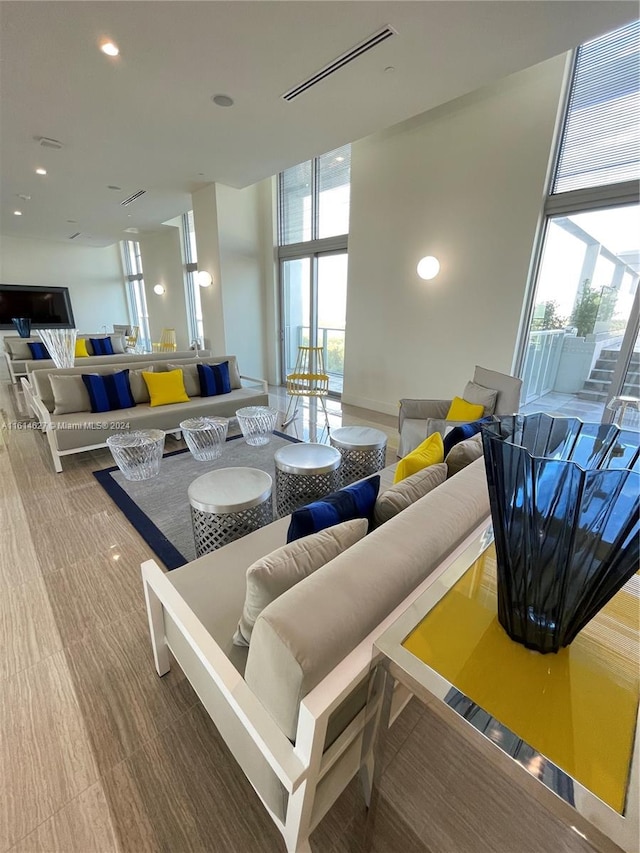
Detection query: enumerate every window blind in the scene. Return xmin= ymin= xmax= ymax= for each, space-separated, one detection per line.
xmin=553 ymin=20 xmax=640 ymax=194
xmin=278 ymin=145 xmax=351 ymax=245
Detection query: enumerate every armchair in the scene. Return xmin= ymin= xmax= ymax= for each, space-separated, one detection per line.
xmin=398 ymin=365 xmax=522 ymax=457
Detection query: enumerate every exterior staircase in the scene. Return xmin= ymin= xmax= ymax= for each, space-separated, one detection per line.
xmin=577 ymin=349 xmax=640 ymax=403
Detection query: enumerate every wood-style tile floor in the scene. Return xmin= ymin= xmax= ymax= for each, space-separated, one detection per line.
xmin=0 ymin=378 xmax=611 ymax=853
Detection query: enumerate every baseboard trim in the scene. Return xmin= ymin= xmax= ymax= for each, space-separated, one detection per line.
xmin=340 ymin=393 xmax=398 ymax=417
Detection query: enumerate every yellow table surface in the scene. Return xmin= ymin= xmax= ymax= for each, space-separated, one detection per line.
xmin=403 ymin=545 xmax=640 ymax=813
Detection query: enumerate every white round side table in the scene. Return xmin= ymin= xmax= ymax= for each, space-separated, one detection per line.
xmin=330 ymin=426 xmax=388 ymax=486
xmin=188 ymin=467 xmax=273 ymax=556
xmin=274 ymin=442 xmax=341 ymax=517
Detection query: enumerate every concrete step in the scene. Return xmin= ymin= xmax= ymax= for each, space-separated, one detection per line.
xmin=577 ymin=390 xmax=607 ymax=402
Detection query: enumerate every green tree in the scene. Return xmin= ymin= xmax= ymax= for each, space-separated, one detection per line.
xmin=531 ymin=300 xmax=566 ymax=331
xmin=570 ymin=279 xmax=618 ymax=338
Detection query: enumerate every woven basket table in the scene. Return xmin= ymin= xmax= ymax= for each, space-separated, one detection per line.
xmin=274 ymin=442 xmax=341 ymax=517
xmin=330 ymin=426 xmax=388 ymax=486
xmin=188 ymin=467 xmax=273 ymax=556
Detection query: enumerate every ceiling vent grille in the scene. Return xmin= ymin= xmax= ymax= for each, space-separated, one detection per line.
xmin=282 ymin=25 xmax=396 ymax=102
xmin=36 ymin=136 xmax=63 ymax=149
xmin=120 ymin=190 xmax=146 ymax=206
xmin=68 ymin=232 xmax=81 ymax=240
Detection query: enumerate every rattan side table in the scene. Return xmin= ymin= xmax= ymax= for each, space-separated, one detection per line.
xmin=330 ymin=426 xmax=388 ymax=486
xmin=188 ymin=467 xmax=273 ymax=556
xmin=274 ymin=442 xmax=341 ymax=517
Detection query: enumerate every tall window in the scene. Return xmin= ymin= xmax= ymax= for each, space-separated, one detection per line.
xmin=182 ymin=211 xmax=204 ymax=346
xmin=123 ymin=240 xmax=151 ymax=349
xmin=278 ymin=144 xmax=351 ymax=393
xmin=519 ymin=21 xmax=640 ymax=429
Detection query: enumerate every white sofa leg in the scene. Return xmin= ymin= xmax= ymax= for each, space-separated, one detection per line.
xmin=142 ymin=570 xmax=171 ymax=676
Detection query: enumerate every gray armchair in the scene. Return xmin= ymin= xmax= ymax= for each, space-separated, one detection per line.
xmin=398 ymin=365 xmax=523 ymax=457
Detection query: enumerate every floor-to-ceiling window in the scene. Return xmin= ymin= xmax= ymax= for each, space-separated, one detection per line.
xmin=277 ymin=144 xmax=351 ymax=394
xmin=122 ymin=240 xmax=151 ymax=350
xmin=519 ymin=21 xmax=639 ymax=430
xmin=182 ymin=211 xmax=204 ymax=347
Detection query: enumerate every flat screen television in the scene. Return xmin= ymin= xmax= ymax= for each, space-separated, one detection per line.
xmin=0 ymin=284 xmax=75 ymax=329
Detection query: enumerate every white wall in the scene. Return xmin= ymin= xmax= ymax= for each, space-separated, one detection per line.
xmin=0 ymin=235 xmax=127 ymax=333
xmin=139 ymin=226 xmax=190 ymax=351
xmin=342 ymin=55 xmax=568 ymax=414
xmin=216 ymin=182 xmax=267 ymax=378
xmin=192 ymin=184 xmax=226 ymax=354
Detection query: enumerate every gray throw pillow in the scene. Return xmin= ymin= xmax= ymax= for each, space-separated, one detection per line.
xmin=445 ymin=433 xmax=484 ymax=477
xmin=167 ymin=362 xmax=200 ymax=398
xmin=233 ymin=518 xmax=368 ymax=647
xmin=126 ymin=366 xmax=153 ymax=404
xmin=109 ymin=334 xmax=126 ymax=354
xmin=373 ymin=463 xmax=447 ymax=527
xmin=5 ymin=339 xmax=33 ymax=359
xmin=50 ymin=374 xmax=91 ymax=415
xmin=462 ymin=381 xmax=498 ymax=415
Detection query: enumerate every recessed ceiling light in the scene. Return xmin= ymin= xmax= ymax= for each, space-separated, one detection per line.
xmin=211 ymin=94 xmax=234 ymax=107
xmin=17 ymin=194 xmax=31 ymax=201
xmin=384 ymin=66 xmax=395 ymax=73
xmin=35 ymin=168 xmax=47 ymax=176
xmin=67 ymin=219 xmax=78 ymax=224
xmin=100 ymin=41 xmax=119 ymax=57
xmin=108 ymin=185 xmax=121 ymax=190
xmin=14 ymin=210 xmax=22 ymax=216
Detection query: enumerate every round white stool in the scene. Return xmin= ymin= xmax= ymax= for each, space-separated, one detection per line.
xmin=188 ymin=467 xmax=273 ymax=556
xmin=330 ymin=426 xmax=388 ymax=486
xmin=106 ymin=429 xmax=165 ymax=481
xmin=274 ymin=442 xmax=341 ymax=517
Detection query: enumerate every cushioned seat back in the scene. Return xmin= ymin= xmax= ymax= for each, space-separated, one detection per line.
xmin=30 ymin=357 xmax=201 ymax=411
xmin=473 ymin=365 xmax=522 ymax=415
xmin=244 ymin=457 xmax=490 ymax=740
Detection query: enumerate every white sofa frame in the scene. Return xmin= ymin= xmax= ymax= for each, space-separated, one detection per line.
xmin=141 ymin=523 xmax=486 ymax=853
xmin=28 ymin=372 xmax=268 ymax=473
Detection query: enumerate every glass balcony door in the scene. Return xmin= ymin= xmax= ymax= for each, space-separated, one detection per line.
xmin=281 ymin=250 xmax=348 ymax=395
xmin=520 ymin=204 xmax=640 ymax=424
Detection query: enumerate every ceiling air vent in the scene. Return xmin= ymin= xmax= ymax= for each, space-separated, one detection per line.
xmin=120 ymin=190 xmax=146 ymax=206
xmin=36 ymin=136 xmax=63 ymax=149
xmin=68 ymin=232 xmax=81 ymax=240
xmin=282 ymin=25 xmax=396 ymax=102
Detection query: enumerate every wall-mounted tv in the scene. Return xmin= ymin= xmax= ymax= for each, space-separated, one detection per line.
xmin=0 ymin=284 xmax=75 ymax=329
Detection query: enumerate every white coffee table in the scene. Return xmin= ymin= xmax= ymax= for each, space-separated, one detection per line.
xmin=188 ymin=467 xmax=273 ymax=556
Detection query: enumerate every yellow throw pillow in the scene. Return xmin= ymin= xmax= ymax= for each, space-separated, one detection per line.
xmin=142 ymin=369 xmax=190 ymax=407
xmin=394 ymin=432 xmax=445 ymax=483
xmin=446 ymin=396 xmax=485 ymax=421
xmin=74 ymin=338 xmax=89 ymax=358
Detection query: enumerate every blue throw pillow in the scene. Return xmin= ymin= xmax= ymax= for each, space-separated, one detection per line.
xmin=443 ymin=416 xmax=494 ymax=457
xmin=27 ymin=342 xmax=50 ymax=360
xmin=197 ymin=362 xmax=231 ymax=397
xmin=81 ymin=369 xmax=136 ymax=413
xmin=286 ymin=476 xmax=381 ymax=543
xmin=89 ymin=337 xmax=114 ymax=356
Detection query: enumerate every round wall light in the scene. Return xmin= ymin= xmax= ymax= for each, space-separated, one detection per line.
xmin=196 ymin=270 xmax=213 ymax=288
xmin=153 ymin=284 xmax=165 ymax=295
xmin=417 ymin=256 xmax=440 ymax=280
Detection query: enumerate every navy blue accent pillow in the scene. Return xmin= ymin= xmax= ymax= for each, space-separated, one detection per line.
xmin=287 ymin=475 xmax=381 ymax=543
xmin=27 ymin=342 xmax=50 ymax=360
xmin=81 ymin=369 xmax=136 ymax=413
xmin=443 ymin=416 xmax=494 ymax=457
xmin=197 ymin=362 xmax=232 ymax=397
xmin=89 ymin=337 xmax=114 ymax=356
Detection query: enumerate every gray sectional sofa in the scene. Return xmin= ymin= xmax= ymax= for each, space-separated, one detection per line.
xmin=142 ymin=455 xmax=491 ymax=853
xmin=27 ymin=354 xmax=268 ymax=471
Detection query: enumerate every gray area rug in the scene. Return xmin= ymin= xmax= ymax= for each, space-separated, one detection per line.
xmin=94 ymin=432 xmax=298 ymax=569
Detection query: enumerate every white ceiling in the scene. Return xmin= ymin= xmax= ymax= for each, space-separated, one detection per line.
xmin=1 ymin=1 xmax=637 ymax=248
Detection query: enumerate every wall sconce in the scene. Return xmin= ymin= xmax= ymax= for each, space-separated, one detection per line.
xmin=153 ymin=284 xmax=165 ymax=295
xmin=196 ymin=270 xmax=213 ymax=288
xmin=417 ymin=256 xmax=440 ymax=281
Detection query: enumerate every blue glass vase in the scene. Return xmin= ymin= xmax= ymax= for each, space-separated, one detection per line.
xmin=11 ymin=317 xmax=31 ymax=337
xmin=481 ymin=414 xmax=639 ymax=654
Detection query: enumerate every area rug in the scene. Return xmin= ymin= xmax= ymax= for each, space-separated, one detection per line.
xmin=93 ymin=431 xmax=299 ymax=569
